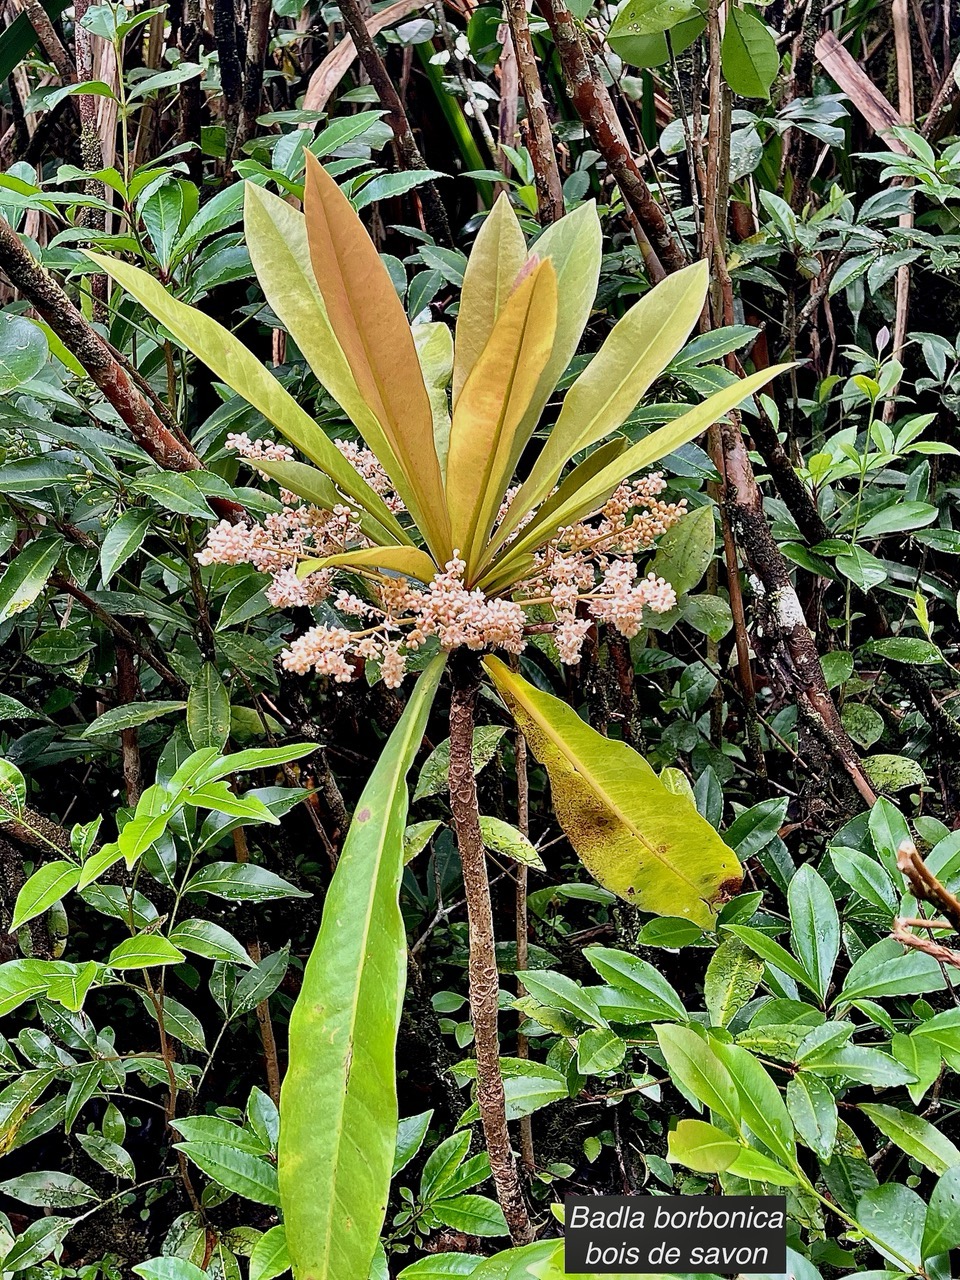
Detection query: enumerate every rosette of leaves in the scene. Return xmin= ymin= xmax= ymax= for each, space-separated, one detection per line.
xmin=88 ymin=167 xmax=788 ymax=1280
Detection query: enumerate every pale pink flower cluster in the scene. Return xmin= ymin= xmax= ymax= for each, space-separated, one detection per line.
xmin=335 ymin=439 xmax=404 ymax=513
xmin=226 ymin=432 xmax=295 ymax=463
xmin=201 ymin=437 xmax=687 ymax=685
xmin=197 ymin=502 xmax=351 ymax=610
xmin=511 ymin=473 xmax=685 ymax=662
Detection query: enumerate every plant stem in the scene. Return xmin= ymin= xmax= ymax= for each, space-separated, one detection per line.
xmin=537 ymin=0 xmax=686 ymax=275
xmin=502 ymin=0 xmax=564 ymax=224
xmin=513 ymin=699 xmax=536 ymax=1172
xmin=336 ymin=0 xmax=453 ymax=246
xmin=448 ymin=652 xmax=533 ymax=1244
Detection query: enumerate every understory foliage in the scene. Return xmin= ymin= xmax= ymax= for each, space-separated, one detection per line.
xmin=3 ymin=0 xmax=960 ymax=1276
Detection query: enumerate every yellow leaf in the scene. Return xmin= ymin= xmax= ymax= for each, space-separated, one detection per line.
xmin=452 ymin=193 xmax=527 ymax=406
xmin=84 ymin=251 xmax=404 ymax=541
xmin=301 ymin=545 xmax=438 ymax=584
xmin=483 ymin=361 xmax=795 ymax=586
xmin=492 ymin=260 xmax=709 ymax=555
xmin=506 ymin=201 xmax=603 ymax=475
xmin=446 ymin=259 xmax=558 ymax=573
xmin=484 ymin=656 xmax=742 ymax=926
xmin=667 ymin=1120 xmax=740 ymax=1173
xmin=303 ymin=154 xmax=450 ymax=560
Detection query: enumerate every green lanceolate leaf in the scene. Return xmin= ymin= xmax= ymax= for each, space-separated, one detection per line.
xmin=860 ymin=1103 xmax=960 ymax=1176
xmin=187 ymin=663 xmax=231 ymax=751
xmin=278 ymin=656 xmax=445 ymax=1280
xmin=492 ymin=260 xmax=708 ymax=554
xmin=922 ymin=1166 xmax=960 ymax=1260
xmin=484 ymin=657 xmax=741 ymax=926
xmin=85 ymin=251 xmax=405 ymax=541
xmin=107 ymin=935 xmax=185 ymax=969
xmin=82 ymin=702 xmax=187 ymax=738
xmin=11 ymin=862 xmax=81 ymax=932
xmin=98 ymin=511 xmax=151 ymax=584
xmin=0 ymin=536 xmax=63 ymax=625
xmin=704 ymin=937 xmax=764 ymax=1027
xmin=712 ymin=1040 xmax=796 ymax=1166
xmin=250 ymin=1225 xmax=291 ymax=1280
xmin=786 ymin=1073 xmax=837 ymax=1161
xmin=656 ymin=1025 xmax=739 ymax=1124
xmin=788 ymin=864 xmax=839 ymax=1003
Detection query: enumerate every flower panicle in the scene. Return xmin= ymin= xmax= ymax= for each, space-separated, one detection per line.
xmin=201 ymin=437 xmax=686 ymax=687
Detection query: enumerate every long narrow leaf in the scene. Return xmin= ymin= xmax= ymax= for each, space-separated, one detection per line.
xmin=447 ymin=260 xmax=557 ymax=571
xmin=301 ymin=545 xmax=439 ymax=584
xmin=452 ymin=194 xmax=527 ymax=405
xmin=302 ymin=154 xmax=451 ymax=560
xmin=490 ymin=260 xmax=708 ymax=554
xmin=506 ymin=202 xmax=603 ymax=474
xmin=278 ymin=655 xmax=445 ymax=1280
xmin=245 ymin=183 xmax=425 ymax=531
xmin=86 ymin=251 xmax=403 ymax=539
xmin=480 ymin=362 xmax=793 ymax=586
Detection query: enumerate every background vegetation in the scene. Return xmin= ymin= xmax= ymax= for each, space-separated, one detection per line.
xmin=1 ymin=0 xmax=960 ymax=1275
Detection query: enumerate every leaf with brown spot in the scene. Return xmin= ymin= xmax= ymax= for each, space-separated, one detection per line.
xmin=484 ymin=657 xmax=742 ymax=927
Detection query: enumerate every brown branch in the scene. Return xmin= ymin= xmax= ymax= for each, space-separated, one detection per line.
xmin=0 ymin=216 xmax=242 ymax=520
xmin=116 ymin=643 xmax=143 ymax=805
xmin=718 ymin=415 xmax=877 ymax=807
xmin=898 ymin=841 xmax=960 ymax=933
xmin=498 ymin=22 xmax=520 ymax=172
xmin=448 ymin=652 xmax=533 ymax=1245
xmin=53 ymin=574 xmax=188 ymax=694
xmin=908 ymin=0 xmax=939 ymax=89
xmin=511 ymin=655 xmax=535 ymax=1174
xmin=234 ymin=828 xmax=283 ymax=1105
xmin=537 ymin=0 xmax=686 ymax=274
xmin=892 ymin=926 xmax=960 ymax=969
xmin=503 ymin=0 xmax=564 ymax=224
xmin=923 ymin=50 xmax=960 ymax=139
xmin=0 ymin=799 xmax=73 ymax=856
xmin=335 ymin=0 xmax=453 ymax=246
xmin=73 ymin=0 xmax=107 ymax=309
xmin=16 ymin=0 xmax=75 ymax=87
xmin=237 ymin=0 xmax=273 ymax=150
xmin=730 ymin=349 xmax=832 ymax=547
